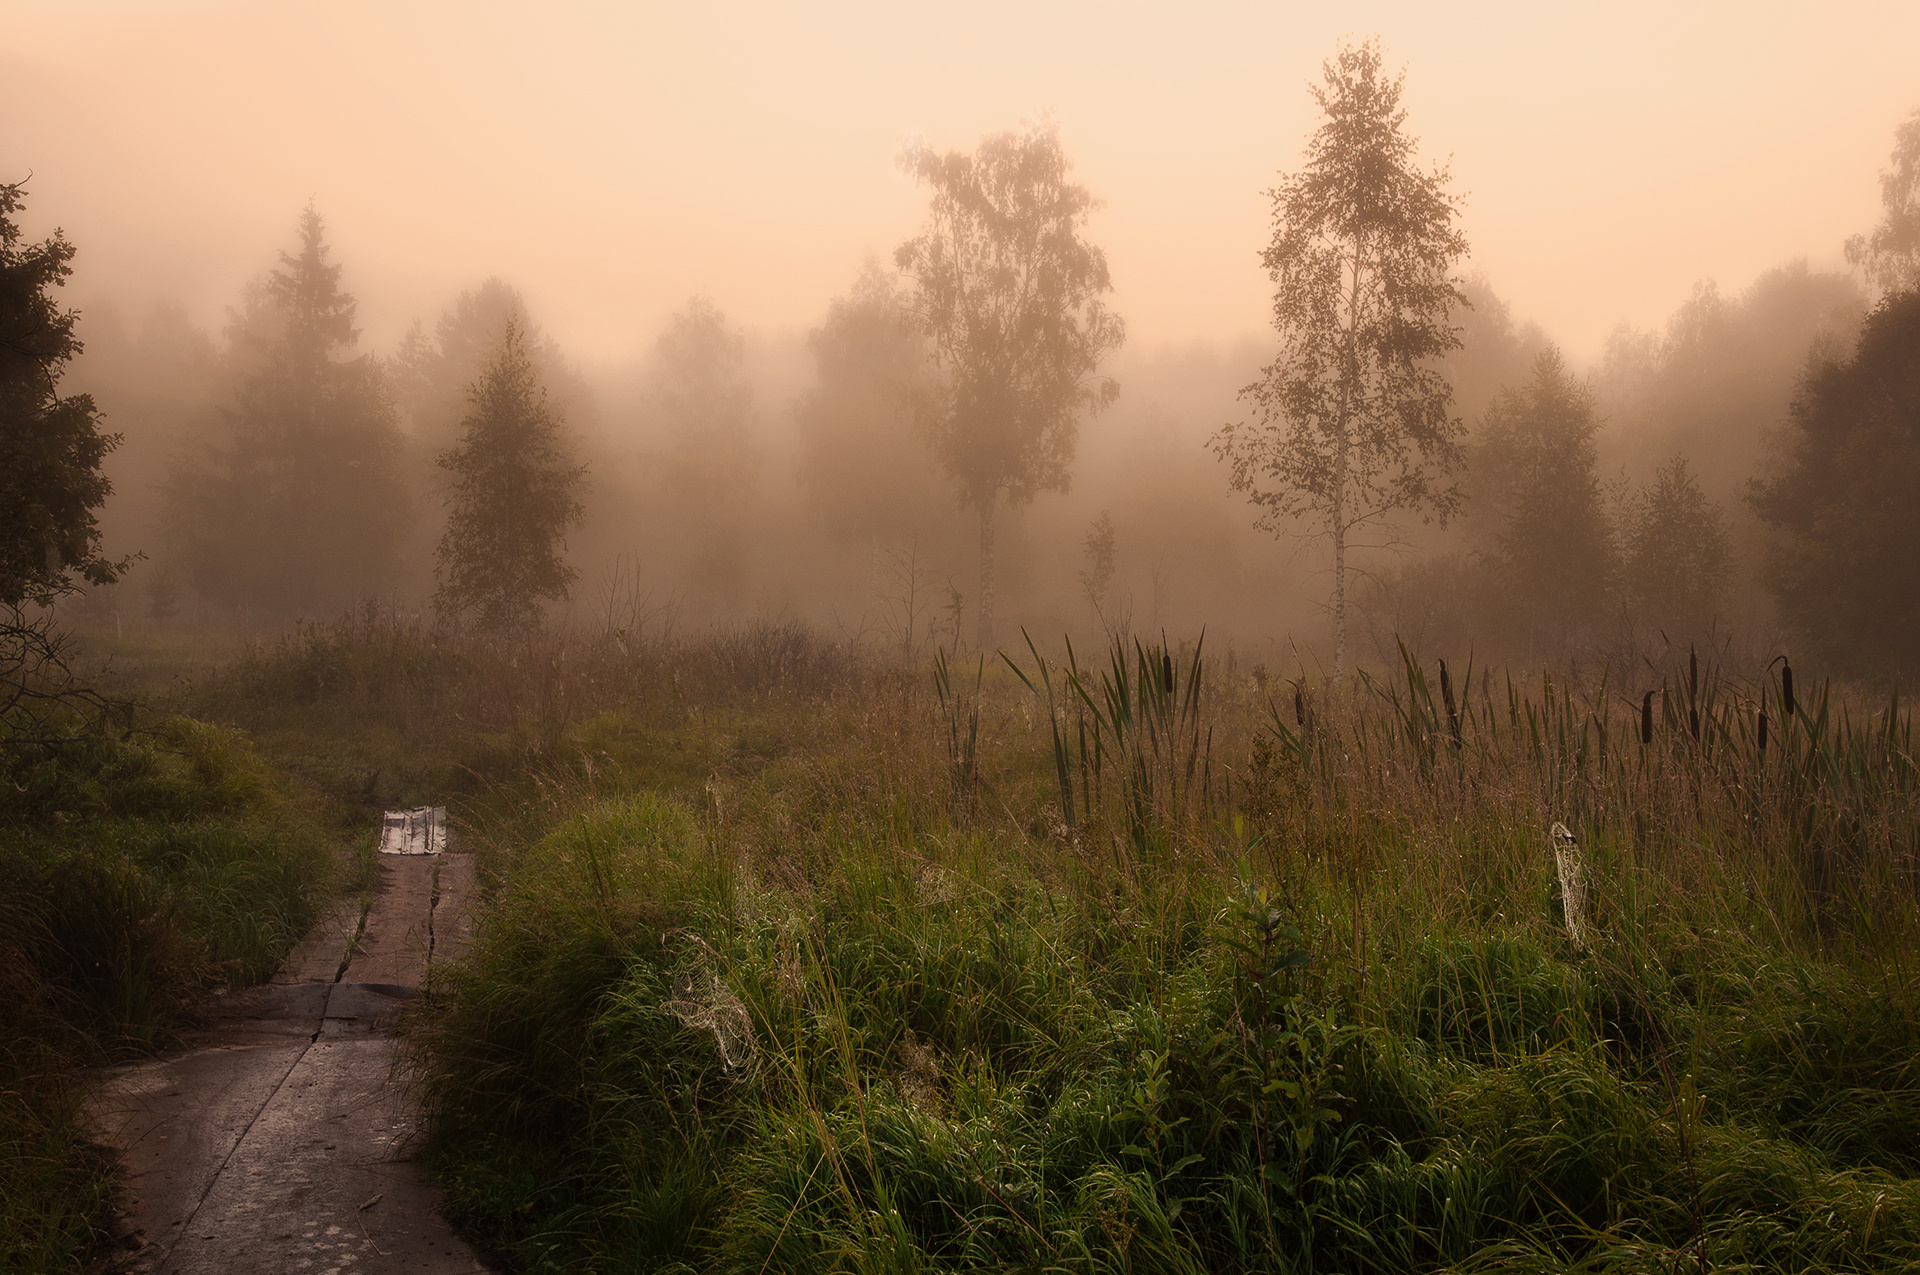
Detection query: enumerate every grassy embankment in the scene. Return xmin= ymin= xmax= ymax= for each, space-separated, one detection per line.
xmin=0 ymin=618 xmax=397 ymax=1272
xmin=346 ymin=614 xmax=1917 ymax=1273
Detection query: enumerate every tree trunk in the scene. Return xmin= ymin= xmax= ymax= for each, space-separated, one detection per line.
xmin=1332 ymin=233 xmax=1365 ymax=683
xmin=1332 ymin=514 xmax=1347 ymax=681
xmin=977 ymin=494 xmax=996 ymax=651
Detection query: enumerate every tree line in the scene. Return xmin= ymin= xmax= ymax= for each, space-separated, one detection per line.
xmin=9 ymin=37 xmax=1920 ymax=679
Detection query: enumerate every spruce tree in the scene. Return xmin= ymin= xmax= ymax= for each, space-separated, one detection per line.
xmin=434 ymin=319 xmax=587 ymax=632
xmin=165 ymin=205 xmax=411 ymax=619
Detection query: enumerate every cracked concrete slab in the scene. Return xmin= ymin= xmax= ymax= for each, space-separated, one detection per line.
xmin=88 ymin=848 xmax=487 ymax=1273
xmin=345 ymin=856 xmax=437 ymax=987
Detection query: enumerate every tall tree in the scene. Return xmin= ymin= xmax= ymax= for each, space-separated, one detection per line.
xmin=1752 ymin=289 xmax=1920 ymax=674
xmin=1846 ymin=107 xmax=1920 ymax=297
xmin=0 ymin=180 xmax=127 ymax=609
xmin=1474 ymin=348 xmax=1615 ymax=651
xmin=393 ymin=278 xmax=595 ymax=453
xmin=434 ymin=319 xmax=587 ymax=631
xmin=1211 ymin=40 xmax=1468 ymax=677
xmin=165 ymin=206 xmax=411 ymax=620
xmin=649 ymin=297 xmax=758 ymax=499
xmin=794 ymin=263 xmax=942 ymax=545
xmin=1624 ymin=456 xmax=1729 ymax=641
xmin=896 ymin=119 xmax=1124 ymax=648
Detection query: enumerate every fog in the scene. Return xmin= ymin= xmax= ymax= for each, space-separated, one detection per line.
xmin=7 ymin=1 xmax=1918 ymax=664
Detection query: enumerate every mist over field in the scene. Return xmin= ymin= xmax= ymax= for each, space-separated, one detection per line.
xmin=6 ymin=0 xmax=1920 ymax=672
xmin=19 ymin=9 xmax=1920 ymax=1271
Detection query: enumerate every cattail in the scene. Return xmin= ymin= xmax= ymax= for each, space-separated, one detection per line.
xmin=1758 ymin=701 xmax=1769 ymax=753
xmin=1439 ymin=658 xmax=1462 ymax=749
xmin=1293 ymin=683 xmax=1305 ymax=727
xmin=1782 ymin=656 xmax=1796 ymax=717
xmin=1688 ymin=645 xmax=1700 ymax=742
xmin=1161 ymin=651 xmax=1174 ymax=695
xmin=1641 ymin=690 xmax=1654 ymax=745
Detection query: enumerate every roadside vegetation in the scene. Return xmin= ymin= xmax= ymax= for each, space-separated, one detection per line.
xmin=169 ymin=609 xmax=1904 ymax=1274
xmin=0 ymin=686 xmax=351 ymax=1270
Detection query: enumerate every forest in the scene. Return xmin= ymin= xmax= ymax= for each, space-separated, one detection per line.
xmin=7 ymin=20 xmax=1920 ymax=1275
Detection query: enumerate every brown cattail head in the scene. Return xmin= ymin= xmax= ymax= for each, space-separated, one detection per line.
xmin=1161 ymin=651 xmax=1174 ymax=695
xmin=1782 ymin=657 xmax=1796 ymax=717
xmin=1641 ymin=690 xmax=1654 ymax=745
xmin=1439 ymin=658 xmax=1462 ymax=749
xmin=1293 ymin=683 xmax=1305 ymax=727
xmin=1689 ymin=646 xmax=1698 ymax=704
xmin=1688 ymin=647 xmax=1700 ymax=742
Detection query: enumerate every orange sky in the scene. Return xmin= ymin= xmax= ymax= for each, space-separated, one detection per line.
xmin=3 ymin=0 xmax=1917 ymax=365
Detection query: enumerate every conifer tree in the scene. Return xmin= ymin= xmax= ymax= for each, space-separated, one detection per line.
xmin=0 ymin=179 xmax=126 ymax=609
xmin=165 ymin=205 xmax=410 ymax=619
xmin=434 ymin=319 xmax=587 ymax=631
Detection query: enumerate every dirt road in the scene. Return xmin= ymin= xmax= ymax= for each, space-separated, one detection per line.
xmin=87 ymin=850 xmax=487 ymax=1274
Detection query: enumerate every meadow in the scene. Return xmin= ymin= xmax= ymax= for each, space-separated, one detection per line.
xmin=6 ymin=605 xmax=1919 ymax=1273
xmin=347 ymin=609 xmax=1920 ymax=1273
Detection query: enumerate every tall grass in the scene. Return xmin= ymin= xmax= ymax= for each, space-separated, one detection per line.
xmin=409 ymin=622 xmax=1920 ymax=1273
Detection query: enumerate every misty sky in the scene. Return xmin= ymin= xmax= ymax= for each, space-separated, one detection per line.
xmin=4 ymin=1 xmax=1917 ymax=366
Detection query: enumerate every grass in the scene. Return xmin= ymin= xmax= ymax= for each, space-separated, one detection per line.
xmin=0 ymin=705 xmax=354 ymax=1271
xmin=379 ymin=621 xmax=1920 ymax=1272
xmin=21 ymin=607 xmax=1920 ymax=1272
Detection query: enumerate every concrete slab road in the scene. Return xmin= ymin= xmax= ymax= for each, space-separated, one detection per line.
xmin=87 ymin=848 xmax=486 ymax=1274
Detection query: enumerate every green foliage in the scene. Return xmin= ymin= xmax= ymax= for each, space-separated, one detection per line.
xmin=1753 ymin=287 xmax=1920 ymax=674
xmin=897 ymin=117 xmax=1124 ymax=645
xmin=404 ymin=626 xmax=1920 ymax=1274
xmin=435 ymin=318 xmax=588 ymax=631
xmin=0 ymin=180 xmax=127 ymax=610
xmin=1213 ymin=38 xmax=1468 ymax=676
xmin=1474 ymin=348 xmax=1615 ymax=644
xmin=0 ymin=711 xmax=336 ymax=1269
xmin=163 ymin=205 xmax=412 ymax=619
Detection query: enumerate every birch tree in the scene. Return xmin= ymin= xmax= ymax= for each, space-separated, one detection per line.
xmin=1212 ymin=40 xmax=1467 ymax=677
xmin=896 ymin=120 xmax=1124 ymax=648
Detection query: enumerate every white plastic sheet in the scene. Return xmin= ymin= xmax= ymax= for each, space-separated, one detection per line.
xmin=378 ymin=806 xmax=449 ymax=855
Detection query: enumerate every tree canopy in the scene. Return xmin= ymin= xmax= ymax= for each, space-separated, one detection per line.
xmin=0 ymin=180 xmax=126 ymax=608
xmin=1753 ymin=288 xmax=1920 ymax=673
xmin=896 ymin=119 xmax=1124 ymax=646
xmin=164 ymin=206 xmax=411 ymax=620
xmin=1211 ymin=39 xmax=1467 ymax=677
xmin=649 ymin=297 xmax=758 ymax=500
xmin=1473 ymin=348 xmax=1613 ymax=648
xmin=1846 ymin=107 xmax=1920 ymax=297
xmin=795 ymin=263 xmax=941 ymax=546
xmin=435 ymin=318 xmax=587 ymax=632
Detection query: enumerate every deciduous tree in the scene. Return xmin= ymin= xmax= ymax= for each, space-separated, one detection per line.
xmin=1474 ymin=348 xmax=1614 ymax=649
xmin=1212 ymin=40 xmax=1467 ymax=677
xmin=1624 ymin=456 xmax=1729 ymax=642
xmin=896 ymin=120 xmax=1124 ymax=647
xmin=1846 ymin=107 xmax=1920 ymax=297
xmin=1752 ymin=289 xmax=1920 ymax=673
xmin=795 ymin=264 xmax=942 ymax=546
